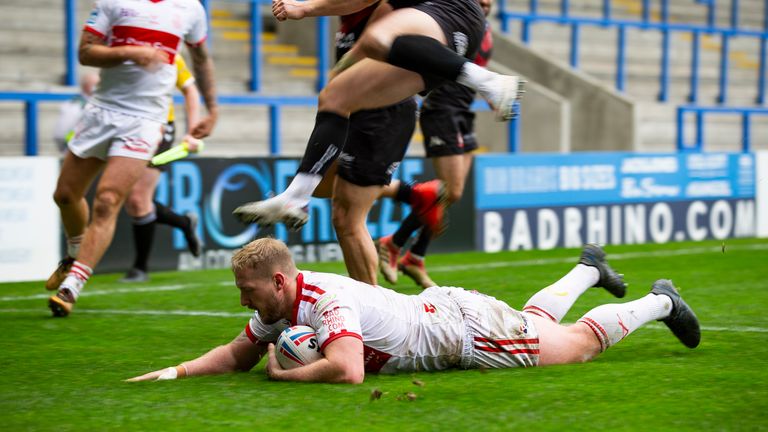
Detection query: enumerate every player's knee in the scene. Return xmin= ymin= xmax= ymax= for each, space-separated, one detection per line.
xmin=53 ymin=186 xmax=76 ymax=207
xmin=92 ymin=189 xmax=124 ymax=220
xmin=446 ymin=188 xmax=463 ymax=204
xmin=123 ymin=194 xmax=144 ymax=217
xmin=318 ymin=86 xmax=352 ymax=115
xmin=357 ymin=30 xmax=391 ymax=61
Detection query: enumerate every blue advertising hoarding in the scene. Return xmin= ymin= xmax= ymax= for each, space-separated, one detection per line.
xmin=475 ymin=153 xmax=756 ymax=251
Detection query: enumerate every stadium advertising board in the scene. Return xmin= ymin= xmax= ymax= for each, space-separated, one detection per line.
xmin=96 ymin=157 xmax=475 ymax=273
xmin=474 ymin=152 xmax=757 ymax=252
xmin=0 ymin=157 xmax=60 ymax=282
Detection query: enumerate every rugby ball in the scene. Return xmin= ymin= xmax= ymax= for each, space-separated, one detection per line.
xmin=275 ymin=325 xmax=322 ymax=369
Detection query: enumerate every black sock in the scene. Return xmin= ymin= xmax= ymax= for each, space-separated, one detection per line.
xmin=154 ymin=201 xmax=189 ymax=230
xmin=392 ymin=212 xmax=423 ymax=248
xmin=297 ymin=111 xmax=350 ymax=175
xmin=410 ymin=227 xmax=432 ymax=257
xmin=394 ymin=182 xmax=413 ymax=204
xmin=387 ymin=35 xmax=468 ymax=82
xmin=131 ymin=218 xmax=156 ymax=272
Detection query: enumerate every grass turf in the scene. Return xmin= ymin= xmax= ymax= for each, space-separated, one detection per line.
xmin=1 ymin=238 xmax=766 ymax=431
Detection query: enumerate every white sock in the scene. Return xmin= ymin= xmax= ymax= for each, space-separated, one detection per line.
xmin=578 ymin=293 xmax=673 ymax=351
xmin=59 ymin=260 xmax=93 ymax=301
xmin=523 ymin=264 xmax=599 ymax=323
xmin=66 ymin=234 xmax=83 ymax=258
xmin=456 ymin=62 xmax=497 ymax=92
xmin=283 ymin=172 xmax=322 ymax=206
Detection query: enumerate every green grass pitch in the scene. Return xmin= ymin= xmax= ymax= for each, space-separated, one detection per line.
xmin=1 ymin=238 xmax=766 ymax=431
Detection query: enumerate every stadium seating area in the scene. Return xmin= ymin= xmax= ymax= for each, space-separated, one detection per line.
xmin=0 ymin=0 xmax=766 ymax=156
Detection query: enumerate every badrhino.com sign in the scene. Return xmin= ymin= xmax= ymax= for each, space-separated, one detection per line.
xmin=474 ymin=152 xmax=756 ymax=251
xmin=480 ymin=199 xmax=755 ymax=251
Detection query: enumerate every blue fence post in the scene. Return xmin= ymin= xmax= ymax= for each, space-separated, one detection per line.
xmin=498 ymin=0 xmax=509 ymax=33
xmin=642 ymin=0 xmax=650 ymax=23
xmin=522 ymin=18 xmax=532 ymax=43
xmin=616 ymin=25 xmax=626 ymax=91
xmin=676 ymin=107 xmax=685 ymax=151
xmin=570 ymin=23 xmax=580 ymax=68
xmin=707 ymin=0 xmax=716 ymax=27
xmin=759 ymin=37 xmax=767 ymax=104
xmin=603 ymin=0 xmax=611 ymax=20
xmin=742 ymin=112 xmax=751 ymax=151
xmin=65 ymin=0 xmax=77 ymax=86
xmin=695 ymin=111 xmax=704 ymax=151
xmin=658 ymin=29 xmax=670 ymax=101
xmin=269 ymin=104 xmax=281 ymax=155
xmin=249 ymin=0 xmax=262 ymax=93
xmin=717 ymin=33 xmax=730 ymax=104
xmin=731 ymin=0 xmax=740 ymax=28
xmin=689 ymin=31 xmax=700 ymax=102
xmin=530 ymin=0 xmax=538 ymax=14
xmin=316 ymin=16 xmax=329 ymax=92
xmin=508 ymin=107 xmax=520 ymax=153
xmin=25 ymin=101 xmax=38 ymax=156
xmin=660 ymin=0 xmax=669 ymax=23
xmin=561 ymin=0 xmax=570 ymax=17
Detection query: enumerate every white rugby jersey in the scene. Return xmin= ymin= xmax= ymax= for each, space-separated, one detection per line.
xmin=83 ymin=0 xmax=207 ymax=122
xmin=244 ymin=271 xmax=469 ymax=373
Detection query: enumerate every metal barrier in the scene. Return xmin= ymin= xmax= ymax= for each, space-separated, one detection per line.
xmin=63 ymin=0 xmax=331 ymax=93
xmin=676 ymin=104 xmax=768 ymax=151
xmin=497 ymin=0 xmax=768 ymax=104
xmin=0 ymin=92 xmax=519 ymax=156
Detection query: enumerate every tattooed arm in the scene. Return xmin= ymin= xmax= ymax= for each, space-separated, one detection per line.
xmin=126 ymin=330 xmax=266 ymax=382
xmin=186 ymin=42 xmax=218 ymax=139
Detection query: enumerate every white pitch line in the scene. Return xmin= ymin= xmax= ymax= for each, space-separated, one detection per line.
xmin=429 ymin=243 xmax=768 ymax=273
xmin=0 ymin=307 xmax=764 ymax=334
xmin=2 ymin=242 xmax=766 ymax=303
xmin=0 ymin=280 xmax=233 ymax=303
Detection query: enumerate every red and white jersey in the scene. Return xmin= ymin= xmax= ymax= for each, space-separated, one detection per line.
xmin=84 ymin=0 xmax=207 ymax=122
xmin=245 ymin=271 xmax=470 ymax=374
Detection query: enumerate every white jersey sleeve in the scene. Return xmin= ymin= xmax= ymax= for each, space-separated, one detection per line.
xmin=84 ymin=0 xmax=114 ymax=40
xmin=184 ymin=1 xmax=208 ymax=47
xmin=244 ymin=315 xmax=290 ymax=345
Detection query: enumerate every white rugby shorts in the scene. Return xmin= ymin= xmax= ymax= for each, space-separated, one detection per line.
xmin=439 ymin=287 xmax=540 ymax=369
xmin=68 ymin=104 xmax=163 ymax=161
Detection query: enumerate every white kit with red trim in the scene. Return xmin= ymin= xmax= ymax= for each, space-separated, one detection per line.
xmin=84 ymin=0 xmax=207 ymax=122
xmin=246 ymin=271 xmax=481 ymax=374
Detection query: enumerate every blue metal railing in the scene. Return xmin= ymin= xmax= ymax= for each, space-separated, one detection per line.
xmin=0 ymin=92 xmax=520 ymax=156
xmin=63 ymin=0 xmax=331 ymax=92
xmin=676 ymin=105 xmax=768 ymax=151
xmin=497 ymin=0 xmax=768 ymax=105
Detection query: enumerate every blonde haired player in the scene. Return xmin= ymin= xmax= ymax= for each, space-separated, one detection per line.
xmin=120 ymin=55 xmax=204 ymax=283
xmin=128 ymin=239 xmax=700 ymax=383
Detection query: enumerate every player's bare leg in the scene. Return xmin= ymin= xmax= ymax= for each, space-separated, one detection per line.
xmin=332 ymin=178 xmax=383 ymax=285
xmin=47 ymin=151 xmax=104 ymax=290
xmin=532 ymin=279 xmax=700 ymax=366
xmin=359 ymin=8 xmax=524 ymax=121
xmin=49 ymin=156 xmax=149 ymax=316
xmin=399 ymin=154 xmax=473 ymax=288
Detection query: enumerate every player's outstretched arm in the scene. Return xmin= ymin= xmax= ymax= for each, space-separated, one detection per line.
xmin=126 ymin=331 xmax=265 ymax=382
xmin=265 ymin=335 xmax=365 ymax=384
xmin=272 ymin=0 xmax=379 ymax=21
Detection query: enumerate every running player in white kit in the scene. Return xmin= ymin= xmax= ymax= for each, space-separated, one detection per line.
xmin=46 ymin=0 xmax=218 ymax=317
xmin=128 ymin=238 xmax=701 ymax=383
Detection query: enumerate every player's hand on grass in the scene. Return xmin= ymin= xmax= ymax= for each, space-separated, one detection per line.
xmin=272 ymin=0 xmax=306 ymax=21
xmin=125 ymin=366 xmax=186 ymax=382
xmin=265 ymin=343 xmax=286 ymax=380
